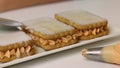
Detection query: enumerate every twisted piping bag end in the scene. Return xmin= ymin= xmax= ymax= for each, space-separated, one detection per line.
xmin=80 ymin=48 xmax=88 ymax=57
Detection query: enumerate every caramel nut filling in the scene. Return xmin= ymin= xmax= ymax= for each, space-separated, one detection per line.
xmin=10 ymin=49 xmax=16 ymax=55
xmin=66 ymin=35 xmax=72 ymax=41
xmin=80 ymin=26 xmax=107 ymax=36
xmin=72 ymin=34 xmax=78 ymax=39
xmin=61 ymin=37 xmax=69 ymax=43
xmin=16 ymin=48 xmax=20 ymax=58
xmin=88 ymin=29 xmax=92 ymax=34
xmin=0 ymin=51 xmax=4 ymax=59
xmin=26 ymin=46 xmax=31 ymax=53
xmin=5 ymin=50 xmax=10 ymax=58
xmin=39 ymin=38 xmax=48 ymax=45
xmin=78 ymin=31 xmax=83 ymax=36
xmin=20 ymin=47 xmax=25 ymax=53
xmin=56 ymin=39 xmax=62 ymax=44
xmin=84 ymin=30 xmax=89 ymax=36
xmin=96 ymin=28 xmax=100 ymax=33
xmin=92 ymin=28 xmax=97 ymax=35
xmin=33 ymin=33 xmax=77 ymax=46
xmin=0 ymin=45 xmax=33 ymax=60
xmin=48 ymin=40 xmax=55 ymax=45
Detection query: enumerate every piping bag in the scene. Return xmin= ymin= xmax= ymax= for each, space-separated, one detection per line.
xmin=81 ymin=43 xmax=120 ymax=64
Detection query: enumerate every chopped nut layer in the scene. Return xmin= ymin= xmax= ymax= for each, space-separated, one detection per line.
xmin=0 ymin=45 xmax=33 ymax=59
xmin=78 ymin=26 xmax=107 ymax=36
xmin=31 ymin=34 xmax=75 ymax=46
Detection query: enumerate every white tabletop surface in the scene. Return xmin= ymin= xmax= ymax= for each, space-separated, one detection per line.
xmin=1 ymin=0 xmax=120 ymax=68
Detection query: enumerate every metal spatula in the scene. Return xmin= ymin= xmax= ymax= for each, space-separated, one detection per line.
xmin=0 ymin=18 xmax=24 ymax=30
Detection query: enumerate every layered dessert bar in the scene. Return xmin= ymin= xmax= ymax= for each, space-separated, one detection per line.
xmin=23 ymin=17 xmax=78 ymax=50
xmin=0 ymin=26 xmax=36 ymax=62
xmin=55 ymin=10 xmax=109 ymax=40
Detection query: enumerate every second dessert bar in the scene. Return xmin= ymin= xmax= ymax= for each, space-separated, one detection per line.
xmin=23 ymin=17 xmax=78 ymax=50
xmin=55 ymin=10 xmax=109 ymax=40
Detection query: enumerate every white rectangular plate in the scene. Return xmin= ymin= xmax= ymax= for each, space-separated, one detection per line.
xmin=1 ymin=27 xmax=120 ymax=67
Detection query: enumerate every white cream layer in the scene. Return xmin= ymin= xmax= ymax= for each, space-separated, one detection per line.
xmin=0 ymin=30 xmax=31 ymax=46
xmin=56 ymin=10 xmax=106 ymax=24
xmin=23 ymin=17 xmax=74 ymax=35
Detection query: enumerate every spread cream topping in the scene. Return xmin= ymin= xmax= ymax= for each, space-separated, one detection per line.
xmin=56 ymin=10 xmax=107 ymax=25
xmin=23 ymin=17 xmax=74 ymax=35
xmin=0 ymin=30 xmax=31 ymax=46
